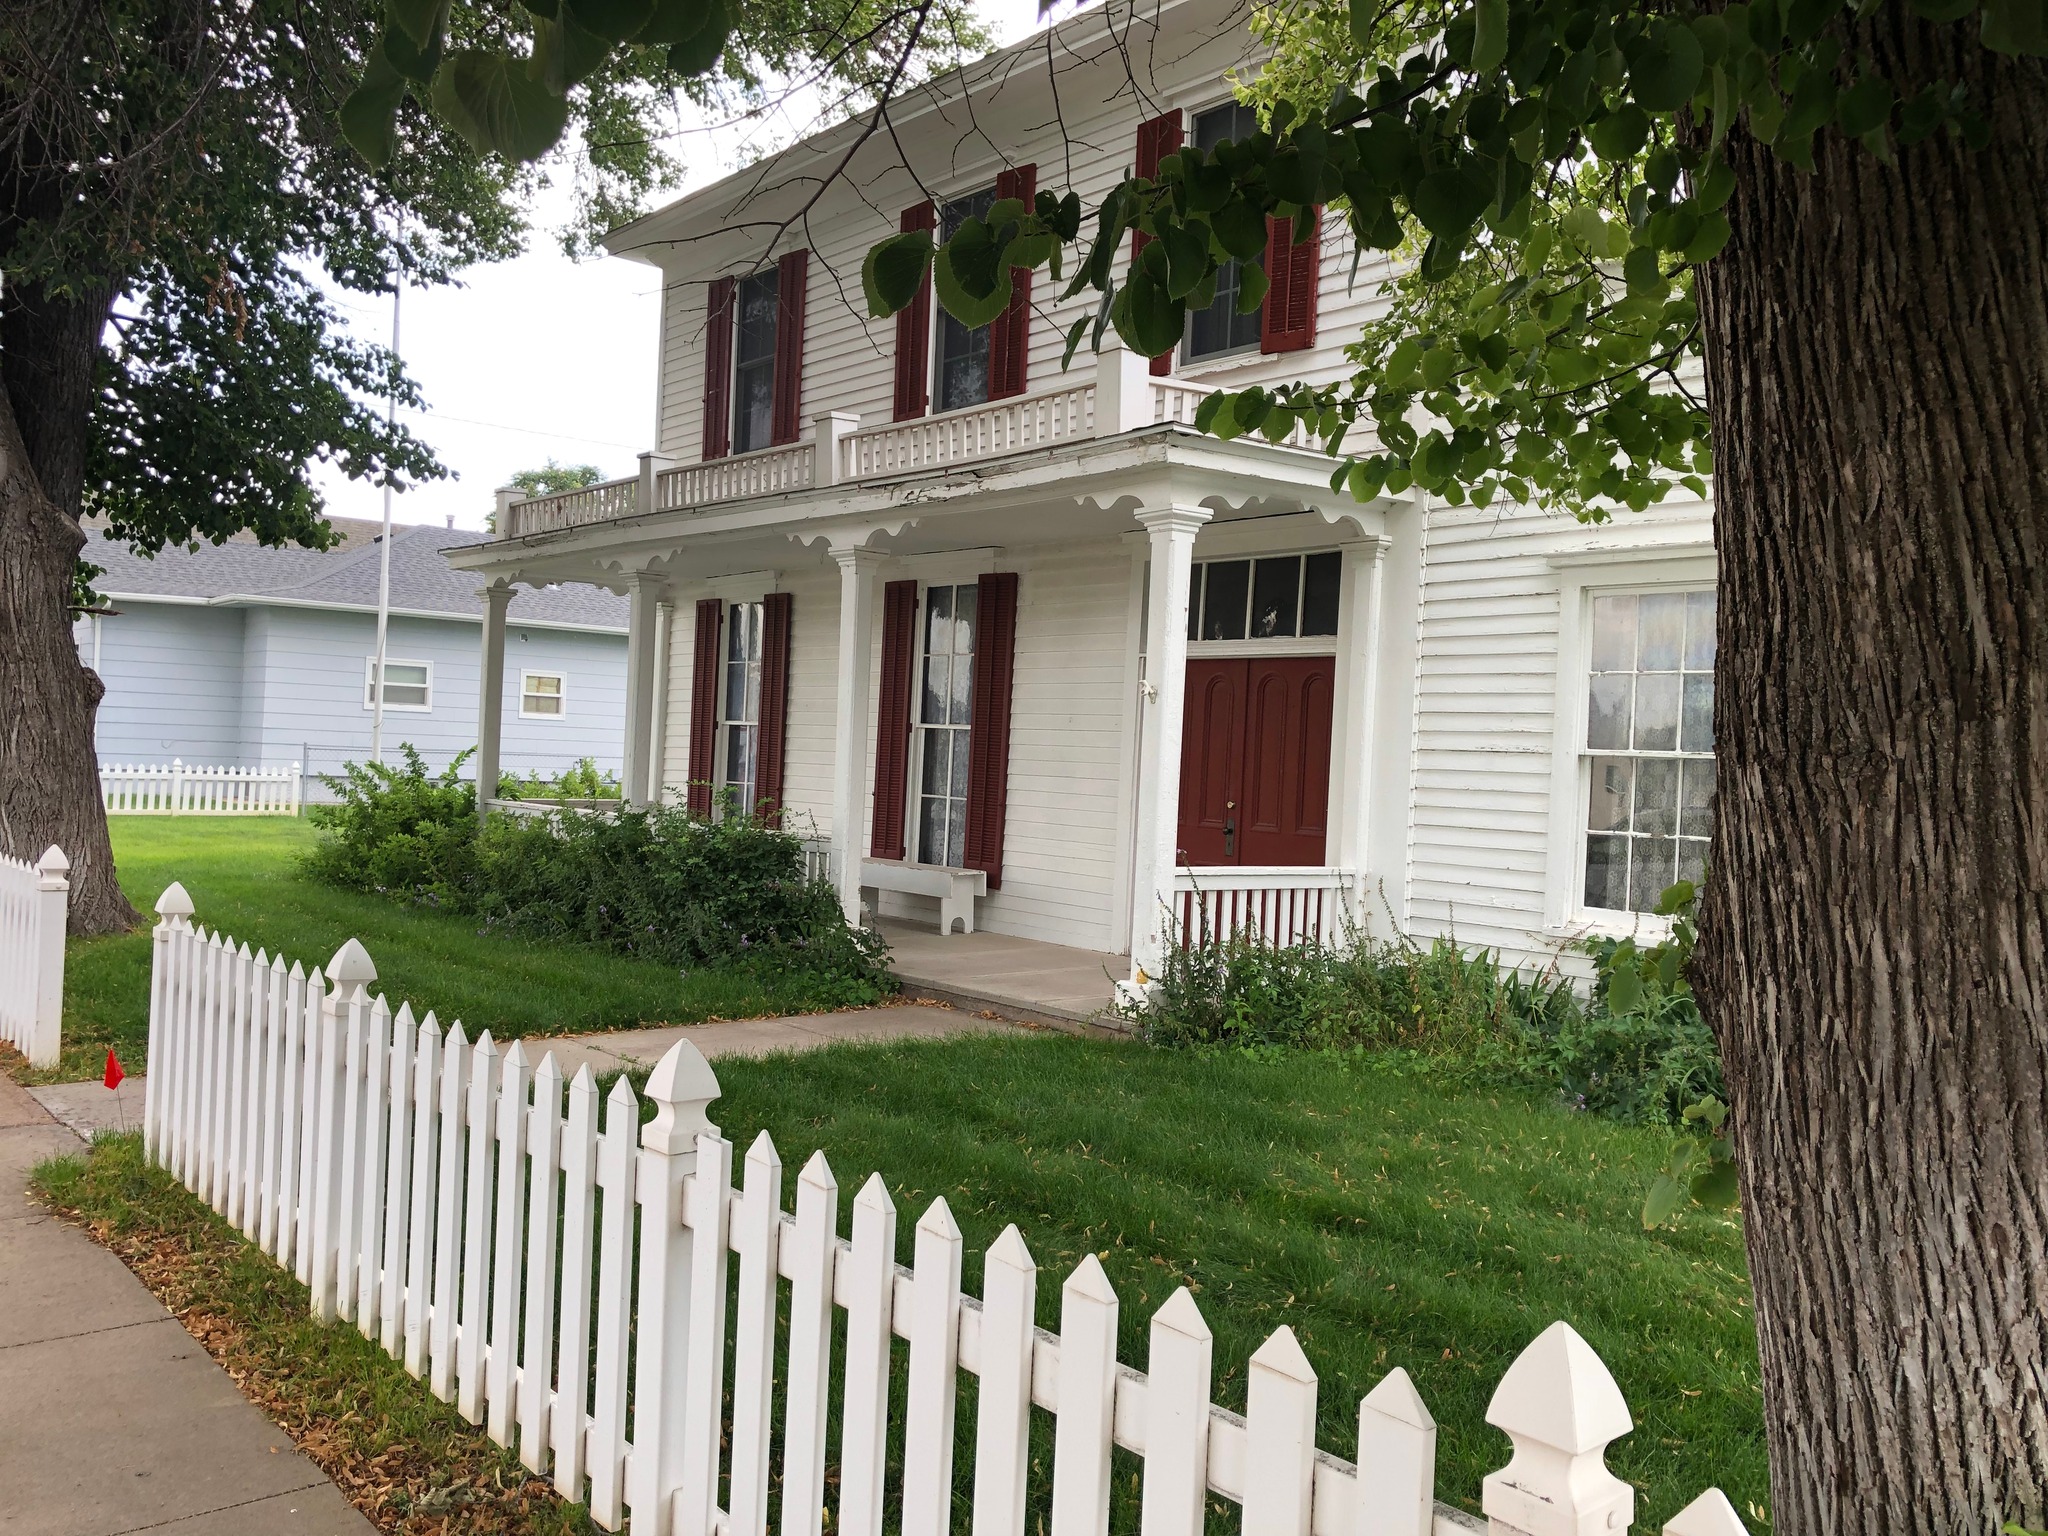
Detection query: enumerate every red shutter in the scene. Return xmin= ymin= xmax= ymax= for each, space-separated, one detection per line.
xmin=702 ymin=277 xmax=735 ymax=460
xmin=686 ymin=598 xmax=723 ymax=816
xmin=1131 ymin=112 xmax=1183 ymax=377
xmin=753 ymin=592 xmax=794 ymax=822
xmin=988 ymin=164 xmax=1036 ymax=401
xmin=869 ymin=580 xmax=920 ymax=859
xmin=893 ymin=203 xmax=935 ymax=421
xmin=771 ymin=250 xmax=808 ymax=446
xmin=1259 ymin=210 xmax=1320 ymax=354
xmin=963 ymin=571 xmax=1019 ymax=889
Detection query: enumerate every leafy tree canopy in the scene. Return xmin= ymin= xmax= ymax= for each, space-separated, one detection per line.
xmin=509 ymin=459 xmax=610 ymax=496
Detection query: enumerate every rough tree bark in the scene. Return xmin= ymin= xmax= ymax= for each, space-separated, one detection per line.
xmin=0 ymin=280 xmax=139 ymax=936
xmin=1693 ymin=15 xmax=2048 ymax=1532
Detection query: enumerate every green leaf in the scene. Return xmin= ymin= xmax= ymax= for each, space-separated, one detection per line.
xmin=339 ymin=50 xmax=409 ymax=168
xmin=637 ymin=0 xmax=716 ymax=45
xmin=1419 ymin=345 xmax=1457 ymax=388
xmin=1837 ymin=73 xmax=1896 ymax=136
xmin=1590 ymin=105 xmax=1651 ymax=161
xmin=1212 ymin=198 xmax=1269 ymax=261
xmin=1193 ymin=391 xmax=1227 ymax=433
xmin=1606 ymin=962 xmax=1643 ymax=1015
xmin=933 ymin=226 xmax=1014 ymax=328
xmin=665 ymin=0 xmax=729 ymax=76
xmin=1682 ymin=210 xmax=1732 ymax=261
xmin=1412 ymin=166 xmax=1493 ymax=239
xmin=1643 ymin=1172 xmax=1687 ymax=1229
xmin=1061 ymin=312 xmax=1091 ymax=370
xmin=1470 ymin=0 xmax=1510 ymax=73
xmin=1631 ymin=20 xmax=1706 ymax=110
xmin=562 ymin=0 xmax=655 ymax=42
xmin=1234 ymin=259 xmax=1269 ymax=315
xmin=387 ymin=0 xmax=443 ymax=49
xmin=532 ymin=10 xmax=611 ymax=91
xmin=432 ymin=50 xmax=571 ymax=160
xmin=1119 ymin=269 xmax=1185 ymax=357
xmin=1624 ymin=243 xmax=1663 ymax=294
xmin=1158 ymin=220 xmax=1211 ymax=300
xmin=861 ymin=229 xmax=931 ymax=319
xmin=1983 ymin=0 xmax=2048 ymax=53
xmin=381 ymin=17 xmax=445 ymax=85
xmin=1691 ymin=1157 xmax=1740 ymax=1209
xmin=1348 ymin=0 xmax=1374 ymax=47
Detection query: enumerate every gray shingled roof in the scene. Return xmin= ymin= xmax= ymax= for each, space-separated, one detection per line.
xmin=87 ymin=517 xmax=627 ymax=630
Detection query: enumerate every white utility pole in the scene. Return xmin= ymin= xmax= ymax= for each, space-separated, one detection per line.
xmin=369 ymin=268 xmax=402 ymax=764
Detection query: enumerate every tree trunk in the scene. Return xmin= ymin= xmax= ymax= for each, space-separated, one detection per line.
xmin=1693 ymin=15 xmax=2048 ymax=1532
xmin=0 ymin=280 xmax=138 ymax=936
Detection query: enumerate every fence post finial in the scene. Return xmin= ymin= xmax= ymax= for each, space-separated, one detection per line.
xmin=154 ymin=881 xmax=194 ymax=924
xmin=1662 ymin=1490 xmax=1746 ymax=1536
xmin=326 ymin=937 xmax=377 ymax=991
xmin=1482 ymin=1321 xmax=1633 ymax=1536
xmin=36 ymin=845 xmax=70 ymax=888
xmin=642 ymin=1038 xmax=721 ymax=1154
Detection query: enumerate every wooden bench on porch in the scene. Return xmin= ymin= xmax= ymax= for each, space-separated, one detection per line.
xmin=861 ymin=860 xmax=987 ymax=936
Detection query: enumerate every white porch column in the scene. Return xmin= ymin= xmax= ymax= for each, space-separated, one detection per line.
xmin=623 ymin=571 xmax=666 ymax=808
xmin=475 ymin=582 xmax=512 ymax=820
xmin=1126 ymin=504 xmax=1210 ymax=988
xmin=830 ymin=546 xmax=884 ymax=924
xmin=1362 ymin=493 xmax=1425 ymax=935
xmin=648 ymin=598 xmax=675 ymax=804
xmin=1329 ymin=538 xmax=1387 ymax=913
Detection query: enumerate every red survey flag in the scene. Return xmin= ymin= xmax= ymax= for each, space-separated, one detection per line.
xmin=104 ymin=1050 xmax=125 ymax=1091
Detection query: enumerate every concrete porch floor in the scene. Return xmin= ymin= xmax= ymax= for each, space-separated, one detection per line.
xmin=878 ymin=919 xmax=1126 ymax=1029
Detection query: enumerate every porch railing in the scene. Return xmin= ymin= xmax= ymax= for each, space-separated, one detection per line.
xmin=496 ymin=368 xmax=1329 ymax=539
xmin=1172 ymin=866 xmax=1356 ymax=949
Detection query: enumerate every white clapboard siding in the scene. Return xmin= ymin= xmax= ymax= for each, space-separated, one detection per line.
xmin=102 ymin=761 xmax=302 ymax=815
xmin=0 ymin=845 xmax=69 ymax=1068
xmin=142 ymin=888 xmax=1733 ymax=1536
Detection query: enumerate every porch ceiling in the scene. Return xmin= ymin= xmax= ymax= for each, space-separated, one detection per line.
xmin=444 ymin=425 xmax=1406 ymax=594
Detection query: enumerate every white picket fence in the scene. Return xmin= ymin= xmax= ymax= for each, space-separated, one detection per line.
xmin=0 ymin=846 xmax=69 ymax=1068
xmin=102 ymin=760 xmax=302 ymax=815
xmin=140 ymin=883 xmax=1749 ymax=1536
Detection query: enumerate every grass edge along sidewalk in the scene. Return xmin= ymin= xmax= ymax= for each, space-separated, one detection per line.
xmin=46 ymin=1029 xmax=1768 ymax=1532
xmin=35 ymin=815 xmax=885 ymax=1087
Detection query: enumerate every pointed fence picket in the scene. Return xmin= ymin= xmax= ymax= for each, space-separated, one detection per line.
xmin=140 ymin=884 xmax=1752 ymax=1536
xmin=101 ymin=760 xmax=302 ymax=815
xmin=1 ymin=845 xmax=70 ymax=1069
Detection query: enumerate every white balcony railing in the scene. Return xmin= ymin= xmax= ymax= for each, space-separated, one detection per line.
xmin=1171 ymin=865 xmax=1356 ymax=949
xmin=495 ymin=359 xmax=1321 ymax=540
xmin=658 ymin=441 xmax=814 ymax=511
xmin=838 ymin=384 xmax=1094 ymax=479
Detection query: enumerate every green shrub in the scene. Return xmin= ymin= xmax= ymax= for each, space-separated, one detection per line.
xmin=304 ymin=746 xmax=478 ymax=899
xmin=1128 ymin=907 xmax=1721 ymax=1130
xmin=498 ymin=757 xmax=620 ymax=800
xmin=305 ymin=754 xmax=889 ymax=1002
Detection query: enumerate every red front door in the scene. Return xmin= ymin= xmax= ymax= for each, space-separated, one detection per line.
xmin=1175 ymin=655 xmax=1334 ymax=867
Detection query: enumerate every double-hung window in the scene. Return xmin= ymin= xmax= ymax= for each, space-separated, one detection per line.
xmin=1581 ymin=590 xmax=1716 ymax=912
xmin=722 ymin=601 xmax=764 ymax=814
xmin=916 ymin=583 xmax=978 ymax=866
xmin=1184 ymin=102 xmax=1264 ymax=361
xmin=933 ymin=189 xmax=996 ymax=413
xmin=521 ymin=672 xmax=565 ymax=717
xmin=364 ymin=658 xmax=431 ymax=711
xmin=732 ymin=271 xmax=779 ymax=454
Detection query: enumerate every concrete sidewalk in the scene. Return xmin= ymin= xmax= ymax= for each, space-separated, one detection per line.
xmin=0 ymin=1074 xmax=372 ymax=1536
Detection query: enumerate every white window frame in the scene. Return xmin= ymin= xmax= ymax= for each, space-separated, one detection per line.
xmin=718 ymin=598 xmax=765 ymax=819
xmin=1543 ymin=546 xmax=1717 ymax=938
xmin=1179 ymin=96 xmax=1267 ymax=366
xmin=519 ymin=669 xmax=568 ymax=720
xmin=363 ymin=656 xmax=433 ymax=713
xmin=1183 ymin=547 xmax=1346 ymax=655
xmin=910 ymin=579 xmax=979 ymax=870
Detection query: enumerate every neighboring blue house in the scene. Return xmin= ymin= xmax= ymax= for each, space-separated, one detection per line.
xmin=79 ymin=516 xmax=630 ymax=796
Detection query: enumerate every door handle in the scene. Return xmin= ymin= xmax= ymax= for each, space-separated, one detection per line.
xmin=1223 ymin=816 xmax=1236 ymax=858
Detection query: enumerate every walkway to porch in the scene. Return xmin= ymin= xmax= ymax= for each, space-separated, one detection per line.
xmin=878 ymin=920 xmax=1125 ymax=1031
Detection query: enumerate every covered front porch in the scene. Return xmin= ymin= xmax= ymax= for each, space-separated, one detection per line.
xmin=447 ymin=354 xmax=1424 ymax=990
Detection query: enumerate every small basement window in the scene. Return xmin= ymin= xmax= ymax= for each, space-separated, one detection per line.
xmin=364 ymin=657 xmax=432 ymax=712
xmin=1187 ymin=552 xmax=1343 ymax=641
xmin=521 ymin=671 xmax=566 ymax=718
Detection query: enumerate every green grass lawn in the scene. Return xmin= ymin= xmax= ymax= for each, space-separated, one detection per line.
xmin=40 ymin=816 xmax=873 ymax=1085
xmin=38 ymin=1032 xmax=1766 ymax=1531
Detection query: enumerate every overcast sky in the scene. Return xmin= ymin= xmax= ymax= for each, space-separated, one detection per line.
xmin=313 ymin=0 xmax=1054 ymax=534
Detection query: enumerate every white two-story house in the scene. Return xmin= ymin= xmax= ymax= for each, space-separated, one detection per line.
xmin=448 ymin=0 xmax=1718 ymax=988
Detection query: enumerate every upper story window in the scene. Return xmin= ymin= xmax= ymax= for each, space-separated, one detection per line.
xmin=916 ymin=582 xmax=978 ymax=865
xmin=1185 ymin=102 xmax=1264 ymax=361
xmin=933 ymin=188 xmax=996 ymax=413
xmin=1188 ymin=552 xmax=1342 ymax=641
xmin=1581 ymin=590 xmax=1716 ymax=912
xmin=364 ymin=657 xmax=431 ymax=712
xmin=723 ymin=600 xmax=764 ymax=814
xmin=733 ymin=270 xmax=779 ymax=455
